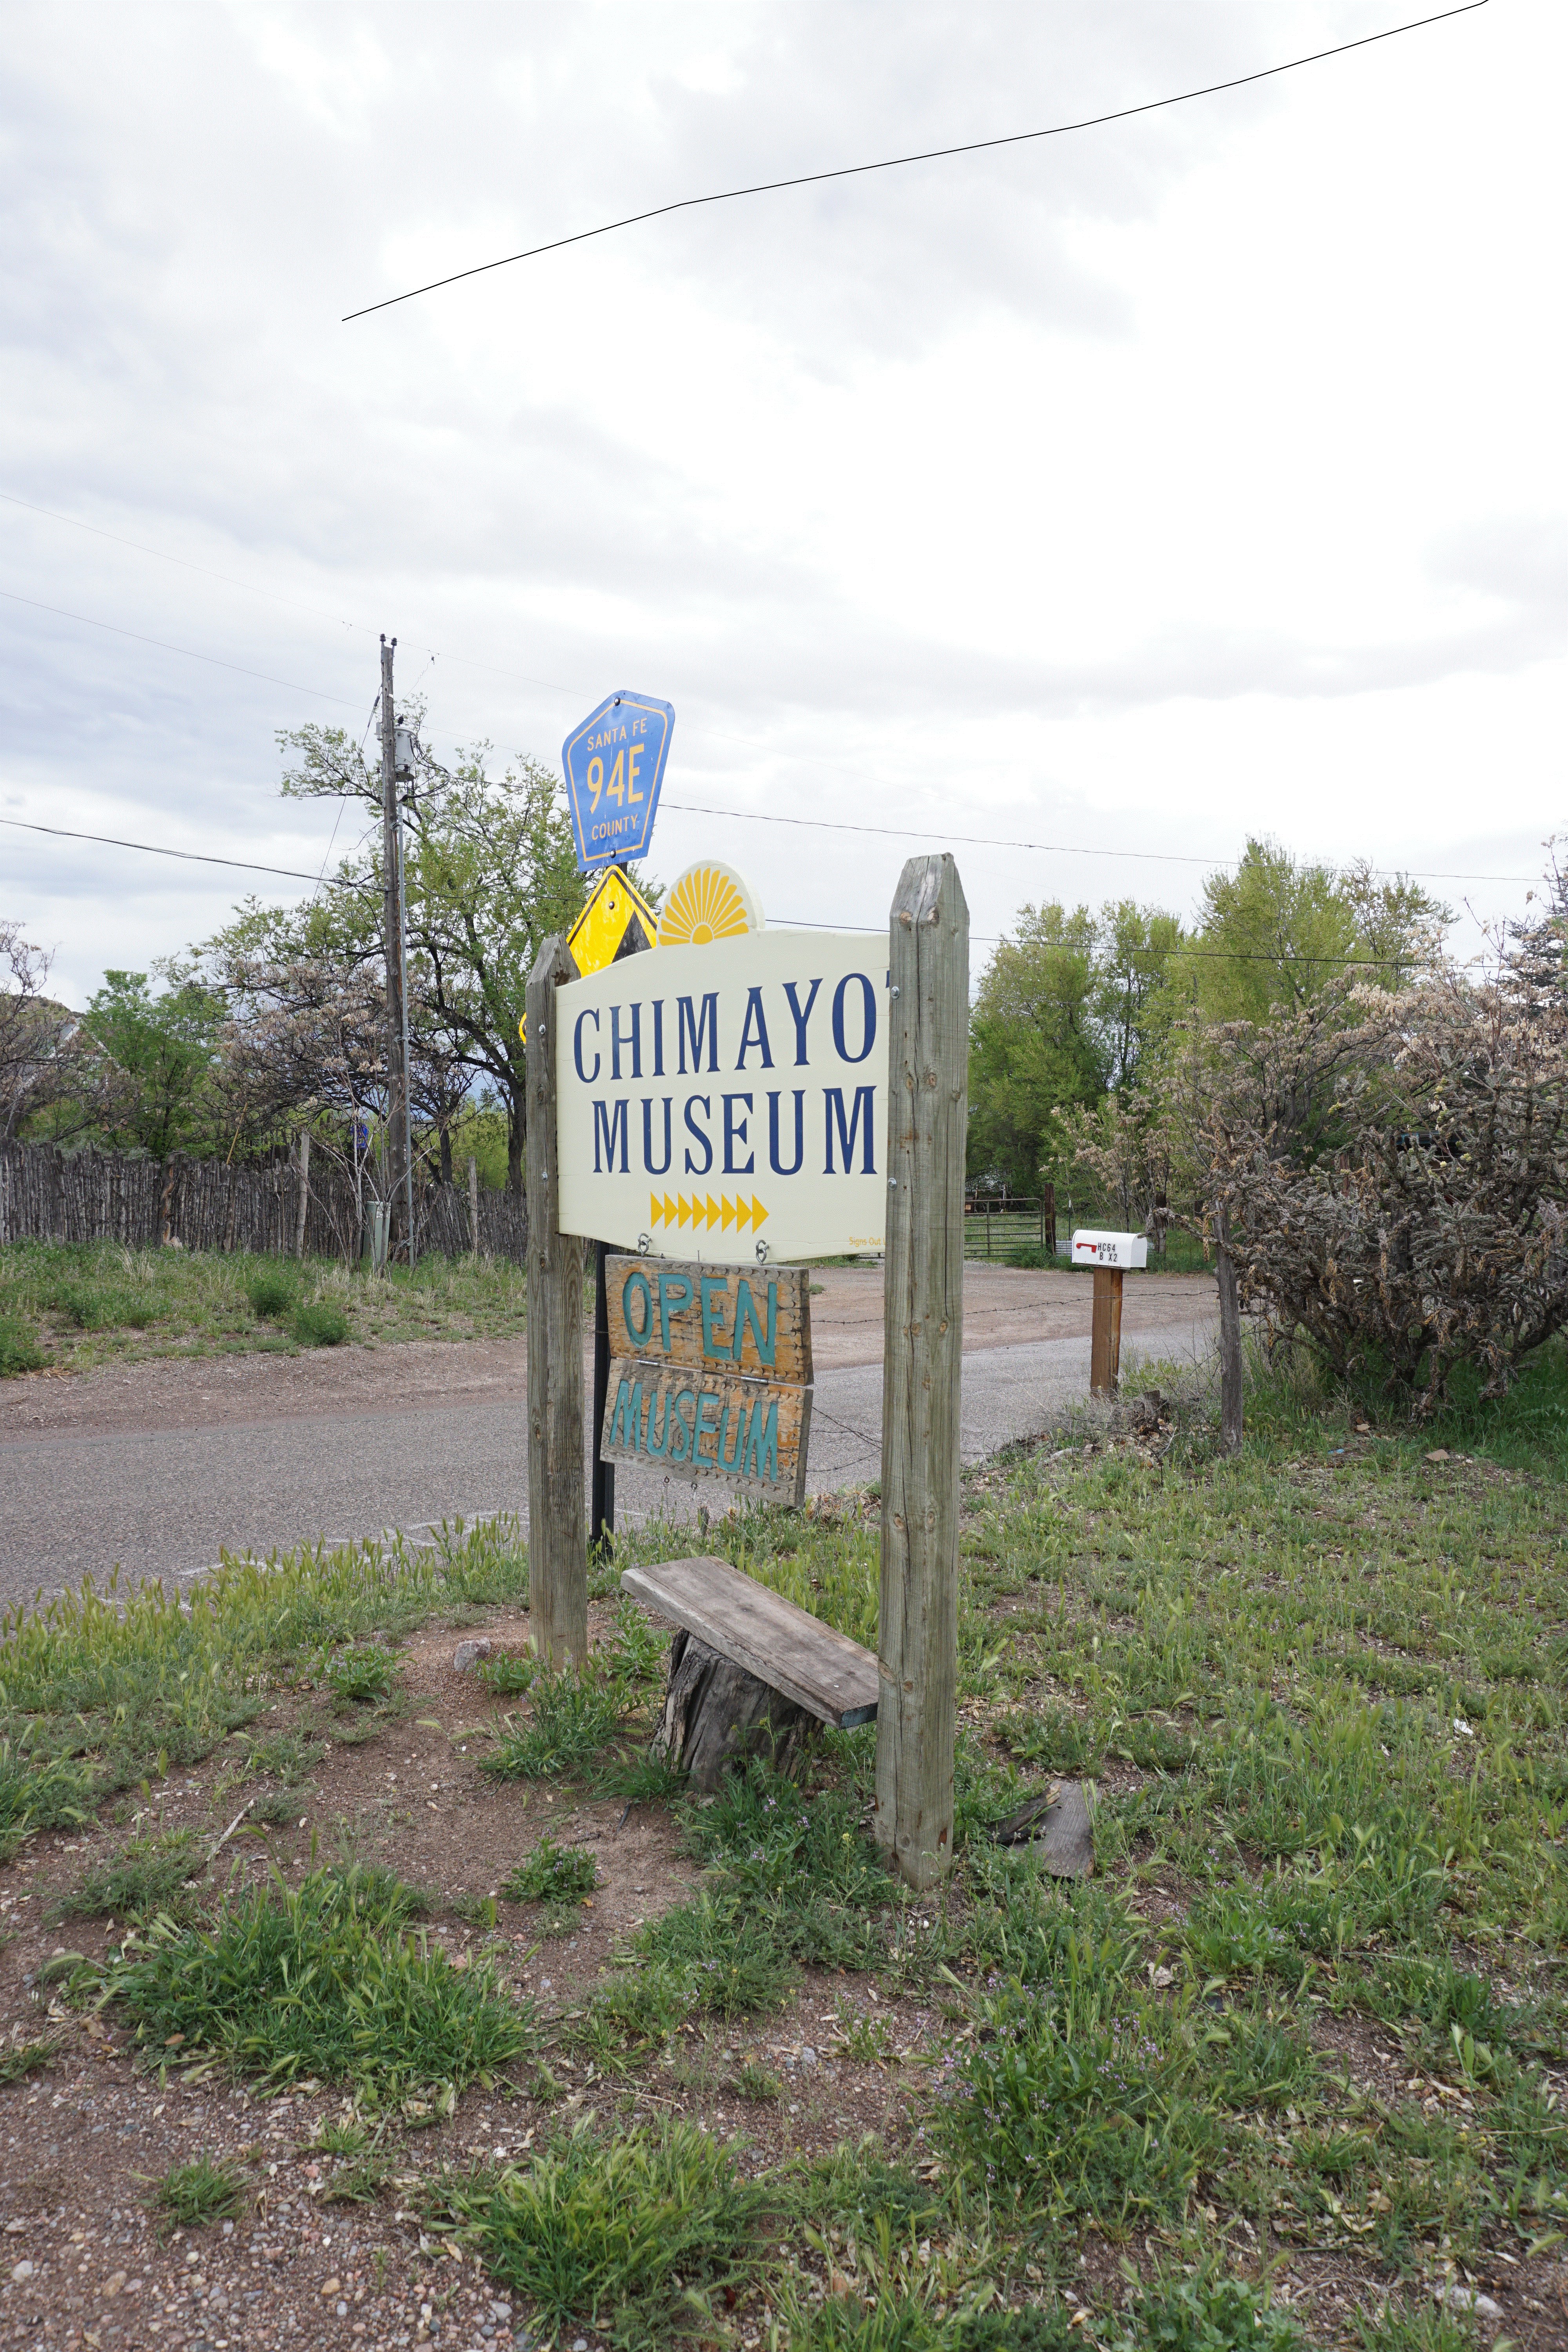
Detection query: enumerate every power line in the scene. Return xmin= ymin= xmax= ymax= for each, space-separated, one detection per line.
xmin=0 ymin=813 xmax=354 ymax=889
xmin=660 ymin=801 xmax=1541 ymax=889
xmin=1 ymin=564 xmax=1541 ymax=895
xmin=0 ymin=586 xmax=361 ymax=709
xmin=0 ymin=489 xmax=367 ymax=640
xmin=344 ymin=2 xmax=1488 ymax=321
xmin=0 ymin=819 xmax=1444 ymax=961
xmin=4 ymin=507 xmax=1541 ymax=891
xmin=776 ymin=915 xmax=1440 ymax=964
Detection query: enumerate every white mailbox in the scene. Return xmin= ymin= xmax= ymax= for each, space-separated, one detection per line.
xmin=1071 ymin=1229 xmax=1148 ymax=1271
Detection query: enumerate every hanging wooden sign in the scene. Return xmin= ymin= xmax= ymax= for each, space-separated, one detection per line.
xmin=604 ymin=1254 xmax=813 ymax=1381
xmin=598 ymin=1251 xmax=813 ymax=1503
xmin=599 ymin=1357 xmax=811 ymax=1504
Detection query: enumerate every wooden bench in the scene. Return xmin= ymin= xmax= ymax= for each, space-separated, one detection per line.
xmin=621 ymin=1555 xmax=879 ymax=1789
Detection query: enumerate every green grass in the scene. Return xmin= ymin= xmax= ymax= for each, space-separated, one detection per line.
xmin=48 ymin=1828 xmax=207 ymax=1925
xmin=246 ymin=1266 xmax=298 ymax=1317
xmin=483 ymin=1666 xmax=626 ymax=1781
xmin=1108 ymin=2270 xmax=1304 ymax=2352
xmin=103 ymin=1862 xmax=533 ymax=2104
xmin=0 ymin=1732 xmax=95 ymax=1858
xmin=0 ymin=1237 xmax=530 ymax=1369
xmin=292 ymin=1297 xmax=348 ymax=1346
xmin=0 ymin=1515 xmax=526 ymax=1785
xmin=569 ymin=1763 xmax=901 ymax=2068
xmin=503 ymin=1835 xmax=599 ymax=1906
xmin=322 ymin=1641 xmax=402 ymax=1704
xmin=595 ymin=1345 xmax=1568 ymax=2321
xmin=480 ymin=1604 xmax=664 ymax=1784
xmin=152 ymin=2156 xmax=246 ymax=2228
xmin=0 ymin=1313 xmax=45 ymax=1375
xmin=479 ymin=1649 xmax=539 ymax=1696
xmin=0 ymin=2036 xmax=60 ymax=2085
xmin=427 ymin=2116 xmax=771 ymax=2346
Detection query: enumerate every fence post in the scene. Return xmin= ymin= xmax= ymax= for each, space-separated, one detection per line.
xmin=526 ymin=933 xmax=587 ymax=1670
xmin=468 ymin=1154 xmax=481 ymax=1257
xmin=294 ymin=1131 xmax=312 ymax=1259
xmin=875 ymin=853 xmax=969 ymax=1890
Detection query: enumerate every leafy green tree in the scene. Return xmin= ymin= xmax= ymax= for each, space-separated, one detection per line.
xmin=1093 ymin=899 xmax=1187 ymax=1090
xmin=967 ymin=904 xmax=1105 ymax=1195
xmin=967 ymin=900 xmax=1187 ymax=1197
xmin=78 ymin=962 xmax=225 ymax=1158
xmin=1193 ymin=840 xmax=1447 ymax=1022
xmin=260 ymin=719 xmax=591 ymax=1193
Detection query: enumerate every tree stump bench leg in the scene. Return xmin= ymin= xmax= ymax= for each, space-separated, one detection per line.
xmin=652 ymin=1629 xmax=814 ymax=1795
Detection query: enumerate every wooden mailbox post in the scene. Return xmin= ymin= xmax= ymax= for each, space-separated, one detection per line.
xmin=874 ymin=854 xmax=969 ymax=1891
xmin=1071 ymin=1228 xmax=1149 ymax=1398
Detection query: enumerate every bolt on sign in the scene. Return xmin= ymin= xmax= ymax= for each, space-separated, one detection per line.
xmin=598 ymin=1253 xmax=813 ymax=1505
xmin=561 ymin=691 xmax=674 ymax=874
xmin=554 ymin=928 xmax=890 ymax=1265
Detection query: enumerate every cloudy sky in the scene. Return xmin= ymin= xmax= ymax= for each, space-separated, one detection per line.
xmin=3 ymin=0 xmax=1562 ymax=1007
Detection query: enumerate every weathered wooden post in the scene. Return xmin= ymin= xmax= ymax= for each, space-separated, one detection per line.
xmin=294 ymin=1131 xmax=311 ymax=1259
xmin=526 ymin=934 xmax=587 ymax=1668
xmin=875 ymin=853 xmax=969 ymax=1889
xmin=1089 ymin=1267 xmax=1123 ymax=1396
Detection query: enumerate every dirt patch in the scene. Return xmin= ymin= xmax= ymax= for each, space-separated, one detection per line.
xmin=0 ymin=1600 xmax=938 ymax=2352
xmin=0 ymin=1267 xmax=1217 ymax=1445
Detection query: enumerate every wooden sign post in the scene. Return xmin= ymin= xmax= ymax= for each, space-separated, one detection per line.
xmin=875 ymin=854 xmax=968 ymax=1891
xmin=526 ymin=934 xmax=588 ymax=1669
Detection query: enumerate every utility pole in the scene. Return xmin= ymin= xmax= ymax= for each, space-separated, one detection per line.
xmin=379 ymin=635 xmax=414 ymax=1265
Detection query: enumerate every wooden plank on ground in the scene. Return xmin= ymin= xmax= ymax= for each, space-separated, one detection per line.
xmin=988 ymin=1780 xmax=1096 ymax=1878
xmin=600 ymin=1356 xmax=811 ymax=1507
xmin=621 ymin=1555 xmax=878 ymax=1729
xmin=605 ymin=1255 xmax=812 ymax=1382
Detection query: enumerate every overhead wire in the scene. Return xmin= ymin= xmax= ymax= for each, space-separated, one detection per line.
xmin=0 ymin=813 xmax=355 ymax=889
xmin=2 ymin=510 xmax=1541 ymax=892
xmin=657 ymin=800 xmax=1540 ymax=887
xmin=343 ymin=2 xmax=1488 ymax=320
xmin=0 ymin=814 xmax=1457 ymax=965
xmin=0 ymin=585 xmax=361 ymax=709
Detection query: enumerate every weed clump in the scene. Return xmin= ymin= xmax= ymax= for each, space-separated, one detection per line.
xmin=429 ymin=2116 xmax=769 ymax=2344
xmin=104 ymin=1863 xmax=532 ymax=2103
xmin=323 ymin=1642 xmax=401 ymax=1705
xmin=483 ymin=1666 xmax=624 ymax=1781
xmin=0 ymin=1735 xmax=94 ymax=1861
xmin=49 ymin=1829 xmax=207 ymax=1926
xmin=0 ymin=1316 xmax=45 ymax=1376
xmin=479 ymin=1650 xmax=538 ymax=1697
xmin=0 ymin=2036 xmax=60 ymax=2086
xmin=1107 ymin=2270 xmax=1303 ymax=2352
xmin=153 ymin=2156 xmax=245 ymax=2229
xmin=292 ymin=1298 xmax=348 ymax=1347
xmin=935 ymin=1937 xmax=1221 ymax=2229
xmin=503 ymin=1836 xmax=598 ymax=1906
xmin=246 ymin=1268 xmax=298 ymax=1318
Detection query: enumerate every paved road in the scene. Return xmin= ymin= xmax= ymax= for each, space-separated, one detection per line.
xmin=0 ymin=1303 xmax=1214 ymax=1605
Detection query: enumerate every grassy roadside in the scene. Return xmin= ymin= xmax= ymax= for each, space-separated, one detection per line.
xmin=0 ymin=1238 xmax=530 ymax=1373
xmin=2 ymin=1351 xmax=1566 ymax=2348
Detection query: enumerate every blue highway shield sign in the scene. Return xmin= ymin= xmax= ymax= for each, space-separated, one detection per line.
xmin=562 ymin=690 xmax=674 ymax=873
